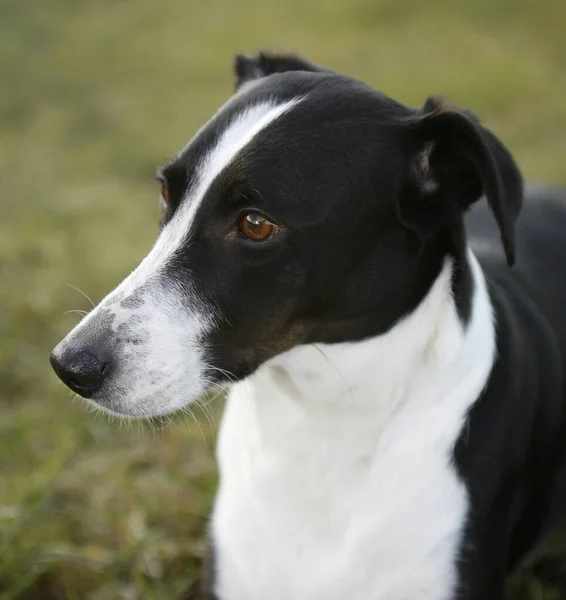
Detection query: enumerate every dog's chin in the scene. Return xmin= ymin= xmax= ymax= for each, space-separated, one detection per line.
xmin=79 ymin=389 xmax=200 ymax=420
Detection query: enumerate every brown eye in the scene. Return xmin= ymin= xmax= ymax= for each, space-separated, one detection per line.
xmin=161 ymin=183 xmax=169 ymax=204
xmin=240 ymin=213 xmax=277 ymax=241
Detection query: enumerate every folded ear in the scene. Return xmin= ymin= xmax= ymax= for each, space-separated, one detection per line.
xmin=234 ymin=51 xmax=333 ymax=90
xmin=400 ymin=97 xmax=523 ymax=265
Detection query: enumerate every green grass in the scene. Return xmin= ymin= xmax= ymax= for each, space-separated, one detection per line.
xmin=1 ymin=0 xmax=566 ymax=597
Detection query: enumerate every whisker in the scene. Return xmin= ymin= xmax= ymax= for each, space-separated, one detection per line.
xmin=204 ymin=363 xmax=238 ymax=384
xmin=249 ymin=188 xmax=265 ymax=202
xmin=180 ymin=404 xmax=209 ymax=448
xmin=145 ymin=415 xmax=159 ymax=440
xmin=63 ymin=309 xmax=89 ymax=317
xmin=313 ymin=344 xmax=355 ymax=404
xmin=196 ymin=401 xmax=216 ymax=435
xmin=195 ymin=393 xmax=219 ymax=440
xmin=155 ymin=413 xmax=175 ymax=433
xmin=67 ymin=283 xmax=96 ymax=309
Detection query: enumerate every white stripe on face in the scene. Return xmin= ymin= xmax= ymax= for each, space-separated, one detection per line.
xmin=119 ymin=98 xmax=303 ymax=295
xmin=54 ymin=97 xmax=304 ymax=417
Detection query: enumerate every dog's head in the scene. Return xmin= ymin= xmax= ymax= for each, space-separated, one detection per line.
xmin=50 ymin=52 xmax=523 ymax=417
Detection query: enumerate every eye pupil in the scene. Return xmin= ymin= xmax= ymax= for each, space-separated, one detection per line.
xmin=161 ymin=183 xmax=169 ymax=204
xmin=241 ymin=213 xmax=276 ymax=241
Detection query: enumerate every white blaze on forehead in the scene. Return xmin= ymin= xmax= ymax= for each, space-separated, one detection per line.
xmin=70 ymin=97 xmax=303 ymax=316
xmin=140 ymin=99 xmax=302 ymax=282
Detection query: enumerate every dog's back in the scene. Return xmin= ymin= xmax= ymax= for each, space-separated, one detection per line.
xmin=464 ymin=186 xmax=566 ymax=568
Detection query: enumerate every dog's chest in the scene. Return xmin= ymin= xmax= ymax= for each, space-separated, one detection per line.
xmin=212 ymin=377 xmax=470 ymax=600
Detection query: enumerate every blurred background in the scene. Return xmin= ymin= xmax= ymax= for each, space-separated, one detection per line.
xmin=2 ymin=0 xmax=566 ymax=598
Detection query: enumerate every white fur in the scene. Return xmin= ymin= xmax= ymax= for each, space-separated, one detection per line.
xmin=106 ymin=98 xmax=302 ymax=301
xmin=212 ymin=252 xmax=495 ymax=600
xmin=53 ymin=99 xmax=302 ymax=417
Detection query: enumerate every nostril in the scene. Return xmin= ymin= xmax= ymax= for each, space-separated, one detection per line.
xmin=50 ymin=347 xmax=109 ymax=397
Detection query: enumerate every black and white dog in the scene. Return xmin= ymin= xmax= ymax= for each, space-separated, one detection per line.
xmin=51 ymin=53 xmax=566 ymax=599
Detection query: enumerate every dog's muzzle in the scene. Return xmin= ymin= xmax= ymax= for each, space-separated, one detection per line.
xmin=49 ymin=276 xmax=211 ymax=417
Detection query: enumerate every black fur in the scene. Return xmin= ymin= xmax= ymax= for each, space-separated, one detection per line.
xmin=157 ymin=55 xmax=566 ymax=597
xmin=453 ymin=187 xmax=566 ymax=597
xmin=199 ymin=53 xmax=565 ymax=598
xmin=51 ymin=50 xmax=566 ymax=599
xmin=234 ymin=50 xmax=332 ymax=90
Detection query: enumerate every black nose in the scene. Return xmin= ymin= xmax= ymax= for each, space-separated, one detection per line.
xmin=50 ymin=347 xmax=108 ymax=397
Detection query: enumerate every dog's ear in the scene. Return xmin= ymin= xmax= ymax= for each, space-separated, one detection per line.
xmin=399 ymin=97 xmax=523 ymax=266
xmin=234 ymin=51 xmax=333 ymax=90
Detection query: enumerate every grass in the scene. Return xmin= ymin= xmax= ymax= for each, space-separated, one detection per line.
xmin=1 ymin=0 xmax=566 ymax=597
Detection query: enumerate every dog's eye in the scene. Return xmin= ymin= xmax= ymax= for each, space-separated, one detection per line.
xmin=161 ymin=183 xmax=169 ymax=204
xmin=240 ymin=213 xmax=277 ymax=241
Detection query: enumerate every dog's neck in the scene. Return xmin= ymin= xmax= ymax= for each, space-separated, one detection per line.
xmin=214 ymin=251 xmax=496 ymax=599
xmin=235 ymin=251 xmax=494 ymax=442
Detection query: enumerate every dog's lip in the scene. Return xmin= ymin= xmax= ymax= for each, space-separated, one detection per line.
xmin=68 ymin=382 xmax=95 ymax=398
xmin=65 ymin=378 xmax=100 ymax=399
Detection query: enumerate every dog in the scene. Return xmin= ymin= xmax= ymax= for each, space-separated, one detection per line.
xmin=51 ymin=52 xmax=566 ymax=600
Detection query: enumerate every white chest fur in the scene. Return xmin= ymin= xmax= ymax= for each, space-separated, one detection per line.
xmin=212 ymin=255 xmax=495 ymax=600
